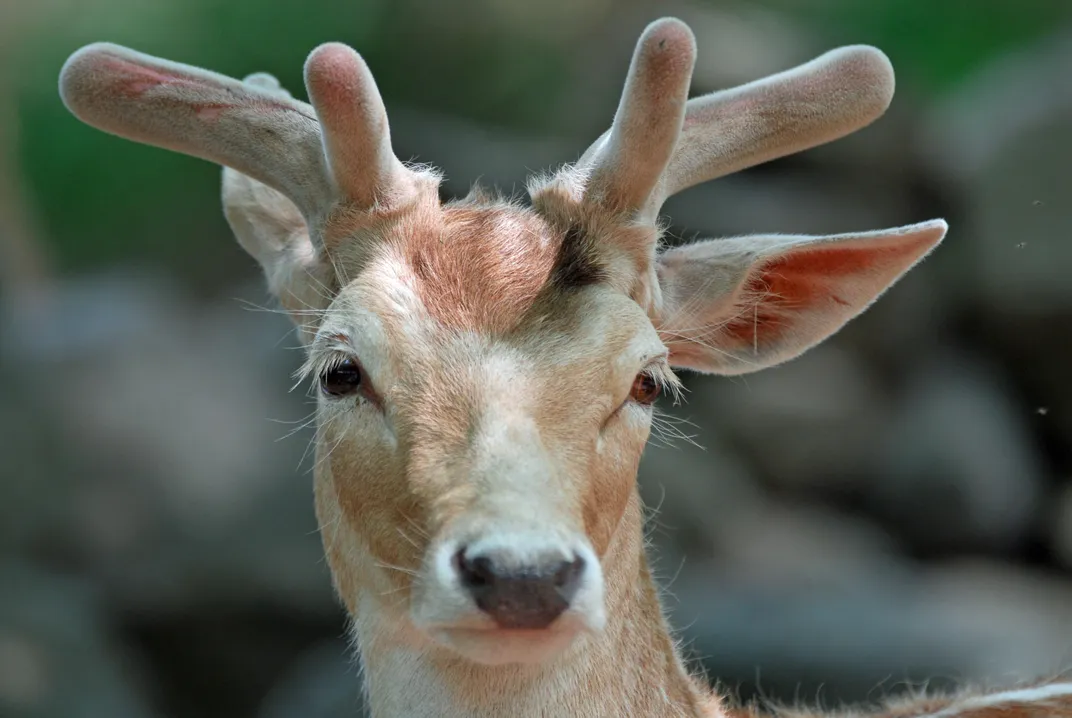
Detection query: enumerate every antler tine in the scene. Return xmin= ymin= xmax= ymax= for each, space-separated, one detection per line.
xmin=304 ymin=43 xmax=413 ymax=211
xmin=654 ymin=44 xmax=895 ymax=208
xmin=577 ymin=18 xmax=696 ymax=216
xmin=59 ymin=43 xmax=333 ymax=220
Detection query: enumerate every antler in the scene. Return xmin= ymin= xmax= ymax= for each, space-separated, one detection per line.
xmin=575 ymin=18 xmax=896 ymax=223
xmin=304 ymin=43 xmax=415 ymax=209
xmin=576 ymin=19 xmax=696 ymax=215
xmin=58 ymin=41 xmax=412 ymax=227
xmin=660 ymin=44 xmax=894 ymax=204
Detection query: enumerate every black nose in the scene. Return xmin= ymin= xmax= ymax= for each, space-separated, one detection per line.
xmin=455 ymin=549 xmax=586 ymax=629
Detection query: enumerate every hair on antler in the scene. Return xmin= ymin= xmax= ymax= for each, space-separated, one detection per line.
xmin=59 ymin=43 xmax=333 ymax=219
xmin=661 ymin=44 xmax=895 ymax=202
xmin=575 ymin=18 xmax=697 ymax=215
xmin=563 ymin=22 xmax=895 ymax=225
xmin=303 ymin=42 xmax=416 ymax=210
xmin=59 ymin=41 xmax=419 ymax=226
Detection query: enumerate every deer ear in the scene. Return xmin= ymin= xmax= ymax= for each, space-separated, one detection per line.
xmin=223 ymin=167 xmax=336 ymax=344
xmin=218 ymin=73 xmax=336 ymax=344
xmin=654 ymin=220 xmax=947 ymax=374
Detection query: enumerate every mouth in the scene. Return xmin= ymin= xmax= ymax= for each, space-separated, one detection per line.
xmin=428 ymin=619 xmax=589 ymax=665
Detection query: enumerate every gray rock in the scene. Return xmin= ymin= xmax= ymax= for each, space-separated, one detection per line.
xmin=1053 ymin=484 xmax=1072 ymax=570
xmin=922 ymin=32 xmax=1072 ymax=314
xmin=0 ymin=562 xmax=156 ymax=718
xmin=637 ymin=408 xmax=902 ymax=592
xmin=687 ymin=343 xmax=891 ymax=494
xmin=2 ymin=271 xmax=336 ymax=614
xmin=258 ymin=640 xmax=366 ymax=718
xmin=871 ymin=350 xmax=1045 ymax=553
xmin=670 ymin=558 xmax=1072 ymax=707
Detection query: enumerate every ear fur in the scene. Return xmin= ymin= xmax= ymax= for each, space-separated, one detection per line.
xmin=222 ymin=167 xmax=336 ymax=345
xmin=217 ymin=73 xmax=336 ymax=344
xmin=655 ymin=220 xmax=947 ymax=374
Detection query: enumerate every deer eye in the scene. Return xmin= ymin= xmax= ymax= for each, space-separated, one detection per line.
xmin=320 ymin=357 xmax=363 ymax=397
xmin=629 ymin=372 xmax=661 ymax=406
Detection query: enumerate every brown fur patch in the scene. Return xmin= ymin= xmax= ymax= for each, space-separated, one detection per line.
xmin=530 ymin=174 xmax=664 ymax=310
xmin=394 ymin=201 xmax=608 ymax=333
xmin=551 ymin=223 xmax=608 ymax=290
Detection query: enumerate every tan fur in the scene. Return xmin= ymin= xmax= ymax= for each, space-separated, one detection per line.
xmin=56 ymin=15 xmax=1069 ymax=718
xmin=401 ymin=202 xmax=561 ymax=333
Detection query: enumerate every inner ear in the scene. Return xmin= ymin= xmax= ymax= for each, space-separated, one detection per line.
xmin=655 ymin=221 xmax=947 ymax=375
xmin=720 ymin=242 xmax=896 ymax=346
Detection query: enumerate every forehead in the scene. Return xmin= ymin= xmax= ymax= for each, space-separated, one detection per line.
xmin=336 ymin=200 xmax=608 ymax=333
xmin=394 ymin=202 xmax=587 ymax=333
xmin=323 ymin=201 xmax=661 ymax=365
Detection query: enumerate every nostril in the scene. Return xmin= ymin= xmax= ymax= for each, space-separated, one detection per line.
xmin=552 ymin=556 xmax=586 ymax=598
xmin=455 ymin=549 xmax=496 ymax=589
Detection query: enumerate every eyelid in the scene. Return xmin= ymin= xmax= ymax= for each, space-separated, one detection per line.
xmin=316 ymin=331 xmax=356 ymax=354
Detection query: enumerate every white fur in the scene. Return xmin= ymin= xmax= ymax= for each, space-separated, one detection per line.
xmin=920 ymin=683 xmax=1072 ymax=718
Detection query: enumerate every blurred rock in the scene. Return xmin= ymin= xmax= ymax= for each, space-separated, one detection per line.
xmin=0 ymin=562 xmax=156 ymax=718
xmin=870 ymin=350 xmax=1045 ymax=554
xmin=710 ymin=500 xmax=904 ymax=591
xmin=638 ymin=428 xmax=763 ymax=559
xmin=922 ymin=32 xmax=1072 ymax=314
xmin=1 ymin=270 xmax=335 ymax=614
xmin=671 ymin=558 xmax=1072 ymax=707
xmin=1054 ymin=483 xmax=1072 ymax=569
xmin=638 ymin=420 xmax=903 ymax=592
xmin=685 ymin=343 xmax=891 ymax=494
xmin=258 ymin=640 xmax=365 ymax=718
xmin=661 ymin=164 xmax=923 ymax=243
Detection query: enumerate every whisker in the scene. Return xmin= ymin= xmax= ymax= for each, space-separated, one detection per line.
xmin=375 ymin=561 xmax=420 ymax=577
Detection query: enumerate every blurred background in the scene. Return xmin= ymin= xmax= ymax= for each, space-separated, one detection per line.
xmin=3 ymin=0 xmax=1072 ymax=716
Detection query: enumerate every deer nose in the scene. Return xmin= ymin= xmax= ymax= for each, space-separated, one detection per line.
xmin=454 ymin=548 xmax=587 ymax=629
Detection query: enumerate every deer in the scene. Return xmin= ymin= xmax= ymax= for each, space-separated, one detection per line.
xmin=57 ymin=15 xmax=1072 ymax=718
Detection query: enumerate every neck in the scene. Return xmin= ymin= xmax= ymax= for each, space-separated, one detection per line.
xmin=351 ymin=491 xmax=722 ymax=718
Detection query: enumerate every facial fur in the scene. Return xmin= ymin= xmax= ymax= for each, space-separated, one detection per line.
xmin=304 ymin=192 xmax=675 ymax=663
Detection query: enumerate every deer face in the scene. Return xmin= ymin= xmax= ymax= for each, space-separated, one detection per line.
xmin=59 ymin=17 xmax=947 ymax=668
xmin=303 ymin=200 xmax=672 ymax=664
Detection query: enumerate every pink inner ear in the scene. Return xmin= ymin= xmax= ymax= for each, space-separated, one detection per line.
xmin=719 ymin=240 xmax=917 ymax=346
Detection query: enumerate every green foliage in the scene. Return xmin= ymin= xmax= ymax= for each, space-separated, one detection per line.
xmin=763 ymin=0 xmax=1072 ymax=92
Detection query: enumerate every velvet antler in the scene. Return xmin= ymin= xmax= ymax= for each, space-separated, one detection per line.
xmin=59 ymin=41 xmax=414 ymax=226
xmin=573 ymin=19 xmax=896 ymax=224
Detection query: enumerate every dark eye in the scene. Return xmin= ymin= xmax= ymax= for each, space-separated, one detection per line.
xmin=320 ymin=357 xmax=363 ymax=397
xmin=629 ymin=372 xmax=661 ymax=406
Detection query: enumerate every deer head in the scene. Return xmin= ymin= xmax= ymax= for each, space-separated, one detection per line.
xmin=59 ymin=18 xmax=945 ymax=674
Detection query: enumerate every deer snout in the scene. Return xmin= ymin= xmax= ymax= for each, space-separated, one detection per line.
xmin=412 ymin=529 xmax=605 ymax=663
xmin=454 ymin=547 xmax=587 ymax=629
